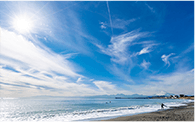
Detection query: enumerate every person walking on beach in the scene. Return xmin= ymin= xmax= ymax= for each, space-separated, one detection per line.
xmin=161 ymin=103 xmax=166 ymax=109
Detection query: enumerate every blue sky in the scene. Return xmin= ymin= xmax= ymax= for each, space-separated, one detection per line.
xmin=0 ymin=1 xmax=194 ymax=97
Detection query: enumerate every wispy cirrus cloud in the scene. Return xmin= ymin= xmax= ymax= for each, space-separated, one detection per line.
xmin=107 ymin=64 xmax=134 ymax=83
xmin=140 ymin=60 xmax=151 ymax=69
xmin=126 ymin=69 xmax=194 ymax=95
xmin=112 ymin=18 xmax=136 ymax=30
xmin=93 ymin=80 xmax=132 ymax=95
xmin=100 ymin=18 xmax=136 ymax=30
xmin=1 ymin=27 xmax=133 ymax=97
xmin=138 ymin=43 xmax=158 ymax=55
xmin=145 ymin=3 xmax=155 ymax=13
xmin=0 ymin=28 xmax=103 ymax=97
xmin=161 ymin=53 xmax=175 ymax=67
xmin=93 ymin=81 xmax=116 ymax=94
xmin=0 ymin=70 xmax=101 ymax=98
xmin=96 ymin=29 xmax=149 ymax=64
xmin=76 ymin=77 xmax=82 ymax=83
xmin=40 ymin=7 xmax=96 ymax=56
xmin=106 ymin=1 xmax=113 ymax=34
xmin=1 ymin=28 xmax=79 ymax=78
xmin=172 ymin=43 xmax=194 ymax=60
xmin=0 ymin=62 xmax=102 ymax=97
xmin=139 ymin=46 xmax=151 ymax=55
xmin=181 ymin=43 xmax=194 ymax=55
xmin=100 ymin=22 xmax=107 ymax=29
xmin=95 ymin=29 xmax=158 ymax=82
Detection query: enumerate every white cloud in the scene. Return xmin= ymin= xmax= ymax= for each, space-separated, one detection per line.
xmin=76 ymin=77 xmax=82 ymax=83
xmin=93 ymin=81 xmax=115 ymax=93
xmin=112 ymin=18 xmax=136 ymax=30
xmin=100 ymin=22 xmax=106 ymax=29
xmin=156 ymin=91 xmax=166 ymax=96
xmin=101 ymin=18 xmax=136 ymax=30
xmin=139 ymin=46 xmax=151 ymax=55
xmin=0 ymin=67 xmax=101 ymax=97
xmin=97 ymin=29 xmax=148 ymax=64
xmin=131 ymin=40 xmax=155 ymax=46
xmin=126 ymin=69 xmax=194 ymax=95
xmin=2 ymin=27 xmax=140 ymax=97
xmin=43 ymin=8 xmax=96 ymax=56
xmin=181 ymin=43 xmax=194 ymax=55
xmin=106 ymin=1 xmax=113 ymax=34
xmin=0 ymin=28 xmax=136 ymax=97
xmin=95 ymin=30 xmax=157 ymax=82
xmin=1 ymin=28 xmax=79 ymax=78
xmin=141 ymin=60 xmax=151 ymax=69
xmin=101 ymin=25 xmax=106 ymax=29
xmin=139 ymin=43 xmax=157 ymax=55
xmin=93 ymin=81 xmax=131 ymax=95
xmin=145 ymin=3 xmax=155 ymax=13
xmin=161 ymin=53 xmax=175 ymax=67
xmin=107 ymin=64 xmax=134 ymax=83
xmin=0 ymin=28 xmax=105 ymax=97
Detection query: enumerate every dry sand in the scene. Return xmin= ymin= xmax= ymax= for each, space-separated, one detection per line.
xmin=104 ymin=102 xmax=194 ymax=121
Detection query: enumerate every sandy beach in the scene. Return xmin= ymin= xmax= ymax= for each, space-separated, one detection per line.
xmin=104 ymin=102 xmax=194 ymax=121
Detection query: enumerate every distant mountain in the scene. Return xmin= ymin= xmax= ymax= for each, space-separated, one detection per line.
xmin=115 ymin=93 xmax=147 ymax=98
xmin=82 ymin=93 xmax=147 ymax=98
xmin=154 ymin=91 xmax=175 ymax=97
xmin=23 ymin=92 xmax=176 ymax=99
xmin=164 ymin=93 xmax=175 ymax=96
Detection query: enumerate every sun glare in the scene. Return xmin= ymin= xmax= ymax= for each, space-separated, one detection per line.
xmin=13 ymin=15 xmax=34 ymax=34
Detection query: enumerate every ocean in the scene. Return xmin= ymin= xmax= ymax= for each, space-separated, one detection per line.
xmin=0 ymin=96 xmax=193 ymax=121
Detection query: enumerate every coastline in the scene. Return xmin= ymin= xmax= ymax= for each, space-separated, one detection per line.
xmin=103 ymin=102 xmax=194 ymax=121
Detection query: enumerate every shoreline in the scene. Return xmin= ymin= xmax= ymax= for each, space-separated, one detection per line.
xmin=103 ymin=102 xmax=194 ymax=121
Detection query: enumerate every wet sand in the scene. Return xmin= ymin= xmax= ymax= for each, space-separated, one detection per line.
xmin=104 ymin=102 xmax=194 ymax=121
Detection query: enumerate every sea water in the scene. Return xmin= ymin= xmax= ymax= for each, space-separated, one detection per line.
xmin=0 ymin=96 xmax=193 ymax=121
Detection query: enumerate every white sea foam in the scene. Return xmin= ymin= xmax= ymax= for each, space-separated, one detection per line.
xmin=1 ymin=105 xmax=158 ymax=121
xmin=1 ymin=97 xmax=18 ymax=99
xmin=0 ymin=99 xmax=193 ymax=121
